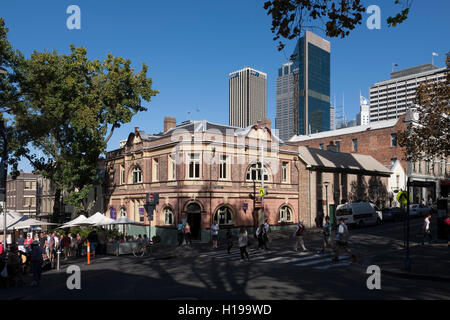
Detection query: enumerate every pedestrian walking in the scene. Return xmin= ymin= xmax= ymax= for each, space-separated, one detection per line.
xmin=30 ymin=240 xmax=43 ymax=287
xmin=238 ymin=227 xmax=250 ymax=261
xmin=263 ymin=219 xmax=270 ymax=249
xmin=87 ymin=229 xmax=98 ymax=258
xmin=24 ymin=233 xmax=33 ymax=254
xmin=421 ymin=213 xmax=433 ymax=245
xmin=320 ymin=216 xmax=332 ymax=254
xmin=293 ymin=220 xmax=307 ymax=252
xmin=16 ymin=233 xmax=26 ymax=254
xmin=211 ymin=221 xmax=219 ymax=249
xmin=61 ymin=233 xmax=71 ymax=260
xmin=226 ymin=229 xmax=233 ymax=254
xmin=184 ymin=223 xmax=192 ymax=247
xmin=332 ymin=218 xmax=357 ymax=263
xmin=316 ymin=210 xmax=324 ymax=228
xmin=177 ymin=223 xmax=184 ymax=246
xmin=76 ymin=233 xmax=83 ymax=257
xmin=256 ymin=224 xmax=268 ymax=250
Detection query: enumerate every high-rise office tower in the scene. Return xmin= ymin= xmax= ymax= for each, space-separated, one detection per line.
xmin=229 ymin=67 xmax=267 ymax=128
xmin=369 ymin=64 xmax=447 ymax=122
xmin=330 ymin=103 xmax=335 ymax=131
xmin=292 ymin=30 xmax=330 ymax=135
xmin=357 ymin=93 xmax=370 ymax=126
xmin=275 ymin=62 xmax=296 ymax=141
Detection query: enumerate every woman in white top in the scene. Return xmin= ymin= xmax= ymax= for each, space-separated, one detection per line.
xmin=238 ymin=227 xmax=250 ymax=261
xmin=211 ymin=222 xmax=219 ymax=249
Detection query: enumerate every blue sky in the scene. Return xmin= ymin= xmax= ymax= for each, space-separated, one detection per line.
xmin=2 ymin=0 xmax=449 ymax=171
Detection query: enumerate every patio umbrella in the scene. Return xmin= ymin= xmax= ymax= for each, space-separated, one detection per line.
xmin=94 ymin=216 xmax=117 ymax=227
xmin=111 ymin=216 xmax=144 ymax=226
xmin=78 ymin=212 xmax=106 ymax=226
xmin=60 ymin=214 xmax=88 ymax=228
xmin=8 ymin=217 xmax=56 ymax=230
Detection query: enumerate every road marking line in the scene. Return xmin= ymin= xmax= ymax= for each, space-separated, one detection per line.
xmin=295 ymin=256 xmax=350 ymax=267
xmin=314 ymin=260 xmax=352 ymax=270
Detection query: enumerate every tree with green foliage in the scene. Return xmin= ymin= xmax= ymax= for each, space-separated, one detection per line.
xmin=263 ymin=0 xmax=411 ymax=52
xmin=0 ymin=19 xmax=158 ymax=222
xmin=398 ymin=53 xmax=449 ymax=164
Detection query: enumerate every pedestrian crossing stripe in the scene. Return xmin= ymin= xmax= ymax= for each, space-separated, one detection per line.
xmin=198 ymin=249 xmax=354 ymax=270
xmin=294 ymin=255 xmax=350 ymax=267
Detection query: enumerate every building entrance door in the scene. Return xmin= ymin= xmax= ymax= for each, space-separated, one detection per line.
xmin=186 ymin=203 xmax=202 ymax=240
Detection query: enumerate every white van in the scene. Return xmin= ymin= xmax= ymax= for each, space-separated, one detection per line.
xmin=335 ymin=202 xmax=381 ymax=227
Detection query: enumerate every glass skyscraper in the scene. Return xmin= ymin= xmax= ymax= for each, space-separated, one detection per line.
xmin=292 ymin=31 xmax=330 ymax=135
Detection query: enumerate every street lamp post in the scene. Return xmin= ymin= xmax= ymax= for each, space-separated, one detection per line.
xmin=324 ymin=182 xmax=329 ymax=219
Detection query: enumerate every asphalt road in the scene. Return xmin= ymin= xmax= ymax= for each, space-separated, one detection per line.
xmin=2 ymin=218 xmax=449 ymax=300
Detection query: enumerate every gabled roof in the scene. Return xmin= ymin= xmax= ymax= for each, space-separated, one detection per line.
xmin=289 ymin=118 xmax=399 ymax=142
xmin=297 ymin=146 xmax=391 ymax=175
xmin=128 ymin=120 xmax=282 ymax=143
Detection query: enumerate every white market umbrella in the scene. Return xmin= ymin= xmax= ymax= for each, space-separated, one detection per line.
xmin=112 ymin=216 xmax=144 ymax=226
xmin=78 ymin=212 xmax=106 ymax=226
xmin=94 ymin=216 xmax=117 ymax=226
xmin=8 ymin=217 xmax=56 ymax=230
xmin=60 ymin=214 xmax=88 ymax=228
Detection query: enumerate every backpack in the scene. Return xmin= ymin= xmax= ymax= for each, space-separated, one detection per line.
xmin=296 ymin=225 xmax=304 ymax=236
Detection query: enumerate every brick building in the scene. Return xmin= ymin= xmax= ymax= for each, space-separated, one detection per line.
xmin=289 ymin=114 xmax=450 ymax=203
xmin=6 ymin=171 xmax=39 ymax=217
xmin=104 ymin=117 xmax=391 ymax=244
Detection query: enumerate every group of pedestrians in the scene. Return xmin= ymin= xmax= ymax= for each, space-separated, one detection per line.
xmin=177 ymin=222 xmax=193 ymax=247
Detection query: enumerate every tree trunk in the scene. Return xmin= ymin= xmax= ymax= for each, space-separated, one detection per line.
xmin=52 ymin=189 xmax=62 ymax=224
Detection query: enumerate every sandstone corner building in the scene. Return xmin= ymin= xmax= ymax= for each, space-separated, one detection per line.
xmin=104 ymin=117 xmax=391 ymax=244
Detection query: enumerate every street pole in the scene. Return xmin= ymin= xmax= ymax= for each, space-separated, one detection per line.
xmin=260 ymin=139 xmax=264 ymax=226
xmin=404 ymin=177 xmax=411 ymax=271
xmin=1 ymin=120 xmax=8 ymax=253
xmin=325 ymin=183 xmax=329 ymax=218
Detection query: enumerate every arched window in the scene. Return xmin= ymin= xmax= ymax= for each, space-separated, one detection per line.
xmin=164 ymin=207 xmax=174 ymax=225
xmin=246 ymin=163 xmax=269 ymax=181
xmin=279 ymin=205 xmax=293 ymax=223
xmin=131 ymin=167 xmax=142 ymax=184
xmin=120 ymin=207 xmax=127 ymax=217
xmin=214 ymin=206 xmax=234 ymax=225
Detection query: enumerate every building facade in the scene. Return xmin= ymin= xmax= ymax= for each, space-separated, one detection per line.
xmin=289 ymin=115 xmax=450 ymax=205
xmin=369 ymin=64 xmax=447 ymax=123
xmin=357 ymin=94 xmax=370 ymax=126
xmin=275 ymin=61 xmax=296 ymax=141
xmin=229 ymin=67 xmax=267 ymax=128
xmin=292 ymin=30 xmax=330 ymax=135
xmin=103 ymin=117 xmax=391 ymax=244
xmin=6 ymin=171 xmax=39 ymax=217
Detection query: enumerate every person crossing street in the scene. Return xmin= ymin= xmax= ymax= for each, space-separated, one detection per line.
xmin=320 ymin=216 xmax=332 ymax=254
xmin=332 ymin=218 xmax=357 ymax=263
xmin=293 ymin=220 xmax=307 ymax=252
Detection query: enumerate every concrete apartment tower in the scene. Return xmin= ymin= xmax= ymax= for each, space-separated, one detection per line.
xmin=292 ymin=30 xmax=331 ymax=135
xmin=229 ymin=67 xmax=267 ymax=128
xmin=369 ymin=63 xmax=447 ymax=122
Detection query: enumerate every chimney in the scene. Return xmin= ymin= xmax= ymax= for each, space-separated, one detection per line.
xmin=164 ymin=117 xmax=176 ymax=133
xmin=326 ymin=141 xmax=337 ymax=152
xmin=261 ymin=118 xmax=271 ymax=129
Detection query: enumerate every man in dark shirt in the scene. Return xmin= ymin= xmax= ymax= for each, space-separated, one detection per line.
xmin=17 ymin=233 xmax=26 ymax=253
xmin=39 ymin=232 xmax=46 ymax=248
xmin=87 ymin=229 xmax=98 ymax=258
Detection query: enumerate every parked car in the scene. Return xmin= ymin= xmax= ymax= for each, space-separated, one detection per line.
xmin=409 ymin=204 xmax=432 ymax=217
xmin=336 ymin=202 xmax=381 ymax=228
xmin=381 ymin=207 xmax=404 ymax=222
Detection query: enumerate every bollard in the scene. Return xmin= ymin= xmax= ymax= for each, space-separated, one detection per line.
xmin=56 ymin=250 xmax=61 ymax=270
xmin=87 ymin=241 xmax=90 ymax=265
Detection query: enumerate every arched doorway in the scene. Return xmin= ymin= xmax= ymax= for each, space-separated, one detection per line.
xmin=186 ymin=203 xmax=202 ymax=240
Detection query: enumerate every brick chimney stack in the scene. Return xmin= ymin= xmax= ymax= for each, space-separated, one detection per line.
xmin=261 ymin=118 xmax=271 ymax=129
xmin=164 ymin=117 xmax=176 ymax=133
